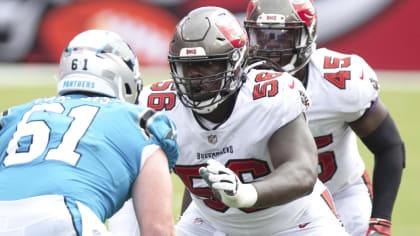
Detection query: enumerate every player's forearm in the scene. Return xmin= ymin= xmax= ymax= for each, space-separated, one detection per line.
xmin=254 ymin=114 xmax=318 ymax=208
xmin=252 ymin=161 xmax=317 ymax=208
xmin=361 ymin=114 xmax=405 ymax=219
xmin=371 ymin=143 xmax=404 ymax=219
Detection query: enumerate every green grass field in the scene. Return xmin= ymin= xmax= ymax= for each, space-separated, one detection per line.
xmin=1 ymin=64 xmax=419 ymax=235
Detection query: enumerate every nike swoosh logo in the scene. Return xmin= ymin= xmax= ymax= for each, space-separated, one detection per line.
xmin=360 ymin=69 xmax=364 ymax=80
xmin=298 ymin=222 xmax=310 ymax=229
xmin=289 ymin=79 xmax=295 ymax=89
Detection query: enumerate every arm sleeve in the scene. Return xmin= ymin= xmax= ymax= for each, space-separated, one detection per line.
xmin=361 ymin=114 xmax=405 ymax=220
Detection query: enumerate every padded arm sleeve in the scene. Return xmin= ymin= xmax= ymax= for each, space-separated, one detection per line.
xmin=361 ymin=114 xmax=405 ymax=220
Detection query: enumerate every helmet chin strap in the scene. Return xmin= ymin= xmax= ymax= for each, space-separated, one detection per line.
xmin=192 ymin=103 xmax=219 ymax=114
xmin=191 ymin=93 xmax=222 ymax=114
xmin=281 ymin=55 xmax=298 ymax=74
xmin=191 ymin=74 xmax=228 ymax=114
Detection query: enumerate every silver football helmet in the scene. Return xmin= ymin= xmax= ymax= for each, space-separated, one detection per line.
xmin=244 ymin=0 xmax=317 ymax=74
xmin=168 ymin=7 xmax=248 ymax=114
xmin=57 ymin=29 xmax=142 ymax=104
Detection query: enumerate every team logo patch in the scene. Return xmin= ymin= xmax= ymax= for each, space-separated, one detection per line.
xmin=299 ymin=90 xmax=310 ymax=109
xmin=208 ymin=135 xmax=217 ymax=144
xmin=369 ymin=78 xmax=380 ymax=91
xmin=92 ymin=229 xmax=102 ymax=236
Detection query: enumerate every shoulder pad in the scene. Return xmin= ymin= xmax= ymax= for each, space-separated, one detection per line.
xmin=308 ymin=49 xmax=379 ymax=120
xmin=137 ymin=80 xmax=177 ymax=111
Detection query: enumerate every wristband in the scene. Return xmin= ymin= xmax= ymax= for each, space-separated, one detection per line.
xmin=368 ymin=218 xmax=391 ymax=236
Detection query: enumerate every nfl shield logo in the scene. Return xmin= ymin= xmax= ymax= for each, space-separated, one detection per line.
xmin=208 ymin=135 xmax=217 ymax=144
xmin=92 ymin=229 xmax=101 ymax=236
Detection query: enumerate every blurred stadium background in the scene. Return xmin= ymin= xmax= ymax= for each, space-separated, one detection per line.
xmin=1 ymin=0 xmax=419 ymax=235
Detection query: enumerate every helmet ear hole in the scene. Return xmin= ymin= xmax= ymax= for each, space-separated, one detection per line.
xmin=125 ymin=83 xmax=132 ymax=95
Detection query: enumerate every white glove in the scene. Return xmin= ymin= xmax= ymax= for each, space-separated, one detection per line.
xmin=199 ymin=159 xmax=258 ymax=208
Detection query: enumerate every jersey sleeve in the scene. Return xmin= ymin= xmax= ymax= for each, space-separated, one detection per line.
xmin=340 ymin=55 xmax=380 ymax=122
xmin=244 ymin=69 xmax=310 ymax=132
xmin=271 ymin=73 xmax=310 ymax=128
xmin=311 ymin=49 xmax=380 ymax=123
xmin=137 ymin=79 xmax=177 ymax=112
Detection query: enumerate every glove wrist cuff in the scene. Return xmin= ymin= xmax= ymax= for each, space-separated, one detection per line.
xmin=222 ymin=183 xmax=258 ymax=208
xmin=235 ymin=183 xmax=258 ymax=208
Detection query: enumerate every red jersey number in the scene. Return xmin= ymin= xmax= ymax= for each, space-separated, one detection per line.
xmin=174 ymin=159 xmax=270 ymax=213
xmin=147 ymin=81 xmax=176 ymax=111
xmin=314 ymin=134 xmax=337 ymax=182
xmin=323 ymin=56 xmax=351 ymax=89
xmin=253 ymin=72 xmax=280 ymax=100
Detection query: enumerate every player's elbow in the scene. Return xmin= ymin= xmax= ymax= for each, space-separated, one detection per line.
xmin=297 ymin=149 xmax=318 ymax=196
xmin=286 ymin=160 xmax=317 ymax=198
xmin=297 ymin=165 xmax=317 ymax=196
xmin=296 ymin=152 xmax=318 ymax=196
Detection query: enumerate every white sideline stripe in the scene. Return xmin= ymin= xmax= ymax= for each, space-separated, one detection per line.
xmin=0 ymin=63 xmax=57 ymax=86
xmin=0 ymin=64 xmax=419 ymax=91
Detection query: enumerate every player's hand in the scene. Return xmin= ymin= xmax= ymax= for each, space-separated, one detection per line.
xmin=366 ymin=218 xmax=391 ymax=236
xmin=199 ymin=159 xmax=257 ymax=208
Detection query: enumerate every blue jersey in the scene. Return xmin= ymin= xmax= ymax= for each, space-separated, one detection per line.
xmin=0 ymin=94 xmax=178 ymax=229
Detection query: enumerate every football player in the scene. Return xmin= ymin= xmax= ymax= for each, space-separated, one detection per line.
xmin=244 ymin=0 xmax=405 ymax=235
xmin=0 ymin=30 xmax=178 ymax=236
xmin=109 ymin=6 xmax=349 ymax=236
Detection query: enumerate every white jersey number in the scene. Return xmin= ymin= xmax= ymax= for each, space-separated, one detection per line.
xmin=4 ymin=103 xmax=98 ymax=166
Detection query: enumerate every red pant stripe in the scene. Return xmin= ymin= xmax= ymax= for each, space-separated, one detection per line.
xmin=321 ymin=190 xmax=339 ymax=219
xmin=362 ymin=169 xmax=373 ymax=201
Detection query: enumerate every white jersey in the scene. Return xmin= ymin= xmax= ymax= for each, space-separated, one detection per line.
xmin=306 ymin=48 xmax=379 ymax=194
xmin=138 ymin=70 xmax=325 ymax=234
